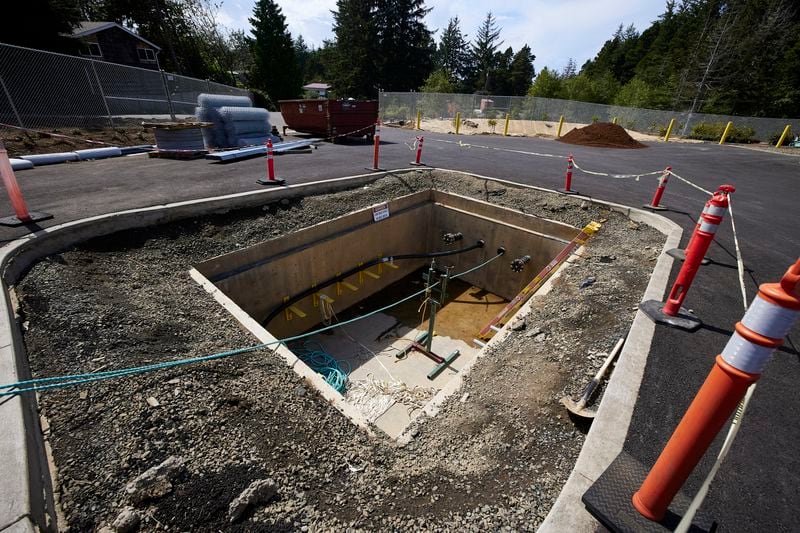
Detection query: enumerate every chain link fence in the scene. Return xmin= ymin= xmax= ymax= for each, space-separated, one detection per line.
xmin=0 ymin=42 xmax=250 ymax=131
xmin=380 ymin=92 xmax=799 ymax=144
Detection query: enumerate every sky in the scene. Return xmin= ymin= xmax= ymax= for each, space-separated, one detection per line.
xmin=216 ymin=0 xmax=668 ymax=73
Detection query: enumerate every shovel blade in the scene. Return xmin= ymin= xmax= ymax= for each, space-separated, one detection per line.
xmin=560 ymin=396 xmax=598 ymax=419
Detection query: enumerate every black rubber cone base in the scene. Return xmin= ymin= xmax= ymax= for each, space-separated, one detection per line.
xmin=582 ymin=450 xmax=715 ymax=533
xmin=639 ymin=299 xmax=702 ymax=332
xmin=0 ymin=211 xmax=53 ymax=227
xmin=665 ymin=248 xmax=710 ymax=265
xmin=559 ymin=188 xmax=578 ymax=195
xmin=256 ymin=178 xmax=286 ymax=186
xmin=643 ymin=203 xmax=668 ymax=211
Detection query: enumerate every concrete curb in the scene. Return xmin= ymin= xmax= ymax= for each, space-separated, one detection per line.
xmin=425 ymin=168 xmax=683 ymax=532
xmin=0 ymin=166 xmax=679 ymax=531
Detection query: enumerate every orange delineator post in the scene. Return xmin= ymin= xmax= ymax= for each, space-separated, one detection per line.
xmin=256 ymin=139 xmax=286 ymax=186
xmin=633 ymin=258 xmax=800 ymax=521
xmin=662 ymin=185 xmax=734 ymax=317
xmin=560 ymin=154 xmax=577 ymax=194
xmin=370 ymin=120 xmax=382 ymax=170
xmin=410 ymin=136 xmax=425 ymax=166
xmin=0 ymin=141 xmax=52 ymax=227
xmin=644 ymin=166 xmax=671 ymax=210
xmin=0 ymin=143 xmax=31 ymax=222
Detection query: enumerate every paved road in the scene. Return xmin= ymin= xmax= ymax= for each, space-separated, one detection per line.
xmin=2 ymin=127 xmax=799 ymax=530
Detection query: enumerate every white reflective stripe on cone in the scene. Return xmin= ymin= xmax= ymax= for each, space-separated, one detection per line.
xmin=706 ymin=205 xmax=726 ymax=216
xmin=741 ymin=296 xmax=799 ymax=339
xmin=721 ymin=332 xmax=774 ymax=374
xmin=699 ymin=220 xmax=719 ymax=233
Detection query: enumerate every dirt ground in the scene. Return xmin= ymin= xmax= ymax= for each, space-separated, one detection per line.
xmin=16 ymin=170 xmax=664 ymax=531
xmin=415 ymin=118 xmax=704 ymax=144
xmin=0 ymin=123 xmax=155 ymax=157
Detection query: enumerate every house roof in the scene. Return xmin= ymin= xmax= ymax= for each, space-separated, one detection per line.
xmin=303 ymin=83 xmax=331 ymax=90
xmin=71 ymin=21 xmax=161 ymax=51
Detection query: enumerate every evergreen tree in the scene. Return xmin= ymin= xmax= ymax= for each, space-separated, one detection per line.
xmin=469 ymin=12 xmax=503 ymax=92
xmin=375 ymin=0 xmax=434 ymax=91
xmin=528 ymin=67 xmax=563 ymax=99
xmin=437 ymin=17 xmax=470 ymax=87
xmin=249 ymin=0 xmax=302 ymax=101
xmin=509 ymin=45 xmax=536 ymax=96
xmin=329 ymin=0 xmax=378 ymax=98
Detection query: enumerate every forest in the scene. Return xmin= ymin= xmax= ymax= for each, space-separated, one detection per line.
xmin=2 ymin=0 xmax=798 ymax=118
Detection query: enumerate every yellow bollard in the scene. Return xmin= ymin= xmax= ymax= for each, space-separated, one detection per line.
xmin=719 ymin=121 xmax=734 ymax=144
xmin=416 ymin=110 xmax=421 ymax=130
xmin=503 ymin=113 xmax=510 ymax=136
xmin=775 ymin=125 xmax=791 ymax=147
xmin=557 ymin=115 xmax=565 ymax=137
xmin=612 ymin=117 xmax=618 ymax=125
xmin=455 ymin=112 xmax=461 ymax=135
xmin=664 ymin=118 xmax=676 ymax=142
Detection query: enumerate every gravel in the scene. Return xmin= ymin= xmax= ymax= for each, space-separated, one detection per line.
xmin=16 ymin=169 xmax=664 ymax=531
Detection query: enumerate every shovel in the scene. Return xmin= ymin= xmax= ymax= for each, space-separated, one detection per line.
xmin=561 ymin=337 xmax=625 ymax=419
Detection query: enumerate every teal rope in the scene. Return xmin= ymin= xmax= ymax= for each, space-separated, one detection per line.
xmin=291 ymin=340 xmax=349 ymax=393
xmin=0 ymin=252 xmax=504 ymax=396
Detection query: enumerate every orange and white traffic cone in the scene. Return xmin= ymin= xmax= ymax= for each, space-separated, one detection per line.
xmin=410 ymin=136 xmax=425 ymax=166
xmin=666 ymin=184 xmax=734 ymax=264
xmin=0 ymin=141 xmax=52 ymax=227
xmin=643 ymin=167 xmax=671 ymax=210
xmin=256 ymin=139 xmax=286 ymax=186
xmin=560 ymin=154 xmax=578 ymax=195
xmin=640 ymin=185 xmax=735 ymax=331
xmin=632 ymin=258 xmax=800 ymax=521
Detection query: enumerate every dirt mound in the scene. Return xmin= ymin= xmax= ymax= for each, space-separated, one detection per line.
xmin=557 ymin=122 xmax=647 ymax=149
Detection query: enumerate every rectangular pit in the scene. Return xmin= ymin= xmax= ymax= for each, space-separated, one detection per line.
xmin=194 ymin=190 xmax=579 ymax=436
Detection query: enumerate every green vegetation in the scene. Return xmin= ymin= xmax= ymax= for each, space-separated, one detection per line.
xmin=688 ymin=122 xmax=756 ymax=143
xmin=532 ymin=1 xmax=800 ymax=118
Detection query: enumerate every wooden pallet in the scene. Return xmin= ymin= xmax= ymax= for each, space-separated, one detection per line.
xmin=148 ymin=149 xmax=208 ymax=160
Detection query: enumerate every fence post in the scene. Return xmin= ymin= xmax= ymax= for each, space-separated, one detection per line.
xmin=557 ymin=115 xmax=565 ymax=137
xmin=663 ymin=118 xmax=676 ymax=142
xmin=160 ymin=70 xmax=176 ymax=121
xmin=775 ymin=125 xmax=791 ymax=147
xmin=90 ymin=61 xmax=114 ymax=128
xmin=0 ymin=74 xmax=24 ymax=128
xmin=719 ymin=121 xmax=733 ymax=144
xmin=206 ymin=79 xmax=212 ymax=93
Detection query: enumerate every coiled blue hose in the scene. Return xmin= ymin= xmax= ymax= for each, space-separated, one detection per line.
xmin=290 ymin=340 xmax=349 ymax=394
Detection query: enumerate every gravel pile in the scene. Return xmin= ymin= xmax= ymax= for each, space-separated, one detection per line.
xmin=17 ymin=170 xmax=664 ymax=531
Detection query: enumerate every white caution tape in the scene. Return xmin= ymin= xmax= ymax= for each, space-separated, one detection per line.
xmin=668 ymin=170 xmax=714 ymax=195
xmin=571 ymin=159 xmax=664 ymax=181
xmin=727 ymin=198 xmax=748 ymax=312
xmin=428 ymin=138 xmax=568 ymax=159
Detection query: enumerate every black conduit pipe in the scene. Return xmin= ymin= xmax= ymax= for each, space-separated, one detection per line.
xmin=262 ymin=240 xmax=485 ymax=326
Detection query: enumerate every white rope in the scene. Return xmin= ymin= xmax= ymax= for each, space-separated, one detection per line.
xmin=428 ymin=138 xmax=568 ymax=159
xmin=668 ymin=170 xmax=714 ymax=196
xmin=571 ymin=159 xmax=664 ymax=181
xmin=676 ymin=198 xmax=750 ymax=533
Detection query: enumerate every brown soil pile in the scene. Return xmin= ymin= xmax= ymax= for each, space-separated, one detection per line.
xmin=557 ymin=122 xmax=647 ymax=149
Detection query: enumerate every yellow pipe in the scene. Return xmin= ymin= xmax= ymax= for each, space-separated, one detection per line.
xmin=557 ymin=115 xmax=565 ymax=137
xmin=664 ymin=118 xmax=676 ymax=142
xmin=775 ymin=125 xmax=791 ymax=147
xmin=455 ymin=112 xmax=461 ymax=135
xmin=416 ymin=110 xmax=421 ymax=130
xmin=503 ymin=113 xmax=510 ymax=136
xmin=719 ymin=121 xmax=734 ymax=144
xmin=612 ymin=117 xmax=618 ymax=125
